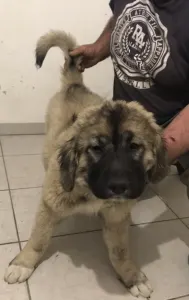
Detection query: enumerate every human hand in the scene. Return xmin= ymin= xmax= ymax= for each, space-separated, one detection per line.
xmin=69 ymin=43 xmax=102 ymax=72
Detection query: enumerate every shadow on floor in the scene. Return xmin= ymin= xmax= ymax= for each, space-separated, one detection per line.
xmin=33 ymin=186 xmax=189 ymax=297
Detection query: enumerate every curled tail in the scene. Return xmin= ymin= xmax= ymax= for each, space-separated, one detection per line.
xmin=35 ymin=30 xmax=83 ymax=85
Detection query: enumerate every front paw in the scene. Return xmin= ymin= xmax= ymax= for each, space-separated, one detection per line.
xmin=4 ymin=264 xmax=34 ymax=284
xmin=120 ymin=271 xmax=153 ymax=299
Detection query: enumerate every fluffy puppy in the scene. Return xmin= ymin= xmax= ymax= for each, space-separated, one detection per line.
xmin=4 ymin=30 xmax=168 ymax=299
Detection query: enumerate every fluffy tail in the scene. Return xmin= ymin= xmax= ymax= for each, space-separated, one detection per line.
xmin=35 ymin=30 xmax=82 ymax=85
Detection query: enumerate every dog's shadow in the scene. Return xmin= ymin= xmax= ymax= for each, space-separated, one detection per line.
xmin=39 ymin=183 xmax=189 ymax=297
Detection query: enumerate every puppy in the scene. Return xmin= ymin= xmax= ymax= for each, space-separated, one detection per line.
xmin=4 ymin=30 xmax=168 ymax=299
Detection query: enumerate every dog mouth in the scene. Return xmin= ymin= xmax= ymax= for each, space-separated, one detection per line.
xmin=89 ymin=183 xmax=146 ymax=200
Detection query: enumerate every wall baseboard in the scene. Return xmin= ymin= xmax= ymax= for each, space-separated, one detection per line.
xmin=0 ymin=123 xmax=45 ymax=135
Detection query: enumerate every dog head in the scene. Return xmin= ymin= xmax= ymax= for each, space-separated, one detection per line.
xmin=58 ymin=101 xmax=168 ymax=200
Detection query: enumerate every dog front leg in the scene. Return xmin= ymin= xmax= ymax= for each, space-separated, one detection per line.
xmin=4 ymin=201 xmax=60 ymax=284
xmin=100 ymin=207 xmax=153 ymax=299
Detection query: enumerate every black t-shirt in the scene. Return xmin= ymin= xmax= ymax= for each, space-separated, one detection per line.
xmin=109 ymin=0 xmax=189 ymax=124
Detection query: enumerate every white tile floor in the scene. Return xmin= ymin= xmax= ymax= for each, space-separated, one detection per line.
xmin=1 ymin=135 xmax=189 ymax=300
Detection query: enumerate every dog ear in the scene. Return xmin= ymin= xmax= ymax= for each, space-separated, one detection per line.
xmin=58 ymin=138 xmax=78 ymax=192
xmin=148 ymin=135 xmax=169 ymax=183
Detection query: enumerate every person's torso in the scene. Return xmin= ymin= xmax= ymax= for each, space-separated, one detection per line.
xmin=109 ymin=0 xmax=189 ymax=124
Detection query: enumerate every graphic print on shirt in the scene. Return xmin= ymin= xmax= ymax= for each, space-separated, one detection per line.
xmin=111 ymin=0 xmax=170 ymax=89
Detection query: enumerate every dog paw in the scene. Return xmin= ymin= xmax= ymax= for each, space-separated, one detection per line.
xmin=120 ymin=271 xmax=153 ymax=298
xmin=4 ymin=264 xmax=34 ymax=284
xmin=128 ymin=272 xmax=153 ymax=299
xmin=129 ymin=280 xmax=153 ymax=298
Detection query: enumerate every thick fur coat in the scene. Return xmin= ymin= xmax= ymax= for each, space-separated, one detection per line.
xmin=4 ymin=30 xmax=168 ymax=299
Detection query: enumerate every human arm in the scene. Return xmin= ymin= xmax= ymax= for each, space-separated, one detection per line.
xmin=69 ymin=16 xmax=115 ymax=71
xmin=163 ymin=105 xmax=189 ymax=163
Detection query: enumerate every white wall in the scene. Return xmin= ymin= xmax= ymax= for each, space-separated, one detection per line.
xmin=0 ymin=0 xmax=113 ymax=124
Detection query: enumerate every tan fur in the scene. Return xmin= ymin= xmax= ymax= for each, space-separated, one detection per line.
xmin=4 ymin=31 xmax=168 ymax=298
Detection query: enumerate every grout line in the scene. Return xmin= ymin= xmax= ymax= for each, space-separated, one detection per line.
xmin=1 ymin=186 xmax=42 ymax=192
xmin=2 ymin=216 xmax=188 ymax=249
xmin=20 ymin=229 xmax=102 ymax=245
xmin=52 ymin=228 xmax=102 ymax=239
xmin=0 ymin=142 xmax=21 ymax=249
xmin=10 ymin=186 xmax=42 ymax=191
xmin=131 ymin=217 xmax=178 ymax=227
xmin=3 ymin=153 xmax=43 ymax=157
xmin=3 ymin=153 xmax=42 ymax=158
xmin=180 ymin=219 xmax=189 ymax=229
xmin=0 ymin=186 xmax=44 ymax=192
xmin=0 ymin=240 xmax=19 ymax=246
xmin=168 ymin=294 xmax=189 ymax=300
xmin=178 ymin=215 xmax=189 ymax=229
xmin=2 ymin=217 xmax=188 ymax=247
xmin=151 ymin=185 xmax=189 ymax=230
xmin=151 ymin=185 xmax=180 ymax=219
xmin=0 ymin=134 xmax=45 ymax=137
xmin=26 ymin=281 xmax=32 ymax=300
xmin=7 ymin=216 xmax=188 ymax=245
xmin=0 ymin=230 xmax=102 ymax=248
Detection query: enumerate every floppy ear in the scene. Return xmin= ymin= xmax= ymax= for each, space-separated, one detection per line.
xmin=148 ymin=135 xmax=169 ymax=183
xmin=58 ymin=138 xmax=78 ymax=192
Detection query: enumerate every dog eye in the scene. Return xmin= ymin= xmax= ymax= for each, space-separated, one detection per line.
xmin=130 ymin=143 xmax=140 ymax=150
xmin=91 ymin=145 xmax=102 ymax=153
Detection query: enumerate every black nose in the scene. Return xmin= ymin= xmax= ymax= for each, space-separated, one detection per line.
xmin=108 ymin=180 xmax=127 ymax=195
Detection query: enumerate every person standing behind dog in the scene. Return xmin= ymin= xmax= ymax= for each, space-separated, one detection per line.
xmin=70 ymin=0 xmax=189 ymax=194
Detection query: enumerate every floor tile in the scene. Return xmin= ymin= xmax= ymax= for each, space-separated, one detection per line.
xmin=131 ymin=220 xmax=189 ymax=300
xmin=0 ymin=157 xmax=8 ymax=190
xmin=152 ymin=176 xmax=189 ymax=218
xmin=4 ymin=155 xmax=44 ymax=189
xmin=169 ymin=165 xmax=178 ymax=175
xmin=1 ymin=135 xmax=44 ymax=156
xmin=11 ymin=188 xmax=101 ymax=241
xmin=25 ymin=220 xmax=189 ymax=300
xmin=26 ymin=232 xmax=132 ymax=300
xmin=0 ymin=191 xmax=17 ymax=244
xmin=131 ymin=187 xmax=176 ymax=224
xmin=0 ymin=243 xmax=29 ymax=300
